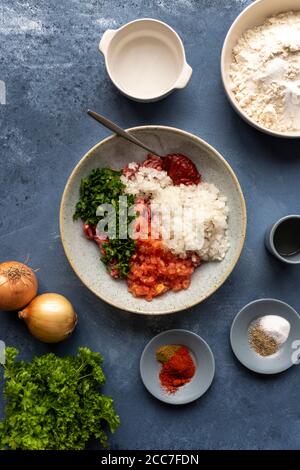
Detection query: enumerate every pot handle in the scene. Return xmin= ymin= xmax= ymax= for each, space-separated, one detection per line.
xmin=175 ymin=63 xmax=193 ymax=89
xmin=99 ymin=29 xmax=117 ymax=56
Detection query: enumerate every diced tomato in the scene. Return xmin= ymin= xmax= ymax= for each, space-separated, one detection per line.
xmin=127 ymin=238 xmax=200 ymax=301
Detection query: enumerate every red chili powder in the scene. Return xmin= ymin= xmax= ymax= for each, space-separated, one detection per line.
xmin=159 ymin=346 xmax=196 ymax=394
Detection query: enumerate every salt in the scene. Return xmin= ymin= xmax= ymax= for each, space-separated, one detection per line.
xmin=259 ymin=315 xmax=290 ymax=345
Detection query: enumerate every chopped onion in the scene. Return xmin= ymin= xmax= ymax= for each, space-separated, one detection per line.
xmin=0 ymin=261 xmax=38 ymax=311
xmin=19 ymin=293 xmax=77 ymax=343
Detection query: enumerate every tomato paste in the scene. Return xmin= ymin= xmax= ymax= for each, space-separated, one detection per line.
xmin=142 ymin=153 xmax=201 ymax=186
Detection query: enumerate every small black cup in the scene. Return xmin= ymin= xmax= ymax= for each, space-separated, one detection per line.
xmin=265 ymin=215 xmax=300 ymax=265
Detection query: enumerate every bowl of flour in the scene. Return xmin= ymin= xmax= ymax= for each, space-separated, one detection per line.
xmin=221 ymin=0 xmax=300 ymax=138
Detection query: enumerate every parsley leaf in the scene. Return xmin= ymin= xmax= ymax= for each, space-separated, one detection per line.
xmin=73 ymin=168 xmax=126 ymax=226
xmin=0 ymin=347 xmax=120 ymax=450
xmin=73 ymin=168 xmax=136 ymax=278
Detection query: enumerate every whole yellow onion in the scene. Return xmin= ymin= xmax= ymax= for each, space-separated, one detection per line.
xmin=0 ymin=261 xmax=38 ymax=311
xmin=19 ymin=293 xmax=77 ymax=343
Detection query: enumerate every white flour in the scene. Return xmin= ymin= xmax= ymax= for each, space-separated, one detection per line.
xmin=230 ymin=11 xmax=300 ymax=133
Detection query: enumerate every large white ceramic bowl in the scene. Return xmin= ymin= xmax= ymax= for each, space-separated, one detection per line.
xmin=60 ymin=126 xmax=247 ymax=315
xmin=221 ymin=0 xmax=300 ymax=138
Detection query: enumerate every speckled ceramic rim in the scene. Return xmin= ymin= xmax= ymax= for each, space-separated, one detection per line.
xmin=221 ymin=0 xmax=300 ymax=139
xmin=60 ymin=125 xmax=247 ymax=315
xmin=230 ymin=298 xmax=300 ymax=374
xmin=140 ymin=329 xmax=215 ymax=404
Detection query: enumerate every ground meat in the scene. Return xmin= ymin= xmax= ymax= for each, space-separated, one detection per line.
xmin=142 ymin=154 xmax=164 ymax=171
xmin=122 ymin=163 xmax=140 ymax=179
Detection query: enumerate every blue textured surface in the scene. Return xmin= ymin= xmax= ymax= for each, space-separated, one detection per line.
xmin=0 ymin=0 xmax=300 ymax=450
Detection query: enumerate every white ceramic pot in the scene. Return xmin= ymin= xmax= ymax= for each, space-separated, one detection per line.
xmin=221 ymin=0 xmax=300 ymax=138
xmin=99 ymin=18 xmax=192 ymax=102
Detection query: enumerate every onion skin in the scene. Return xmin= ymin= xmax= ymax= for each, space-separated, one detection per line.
xmin=0 ymin=261 xmax=38 ymax=311
xmin=19 ymin=293 xmax=77 ymax=343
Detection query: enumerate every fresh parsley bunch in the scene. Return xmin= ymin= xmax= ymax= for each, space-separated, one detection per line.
xmin=0 ymin=347 xmax=120 ymax=450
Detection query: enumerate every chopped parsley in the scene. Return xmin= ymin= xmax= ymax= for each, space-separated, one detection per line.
xmin=73 ymin=168 xmax=136 ymax=277
xmin=73 ymin=168 xmax=126 ymax=226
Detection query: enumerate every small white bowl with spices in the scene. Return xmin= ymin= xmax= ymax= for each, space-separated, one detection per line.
xmin=99 ymin=18 xmax=192 ymax=102
xmin=230 ymin=299 xmax=300 ymax=374
xmin=221 ymin=0 xmax=300 ymax=138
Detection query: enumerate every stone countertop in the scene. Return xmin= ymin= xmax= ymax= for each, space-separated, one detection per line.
xmin=0 ymin=0 xmax=300 ymax=450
